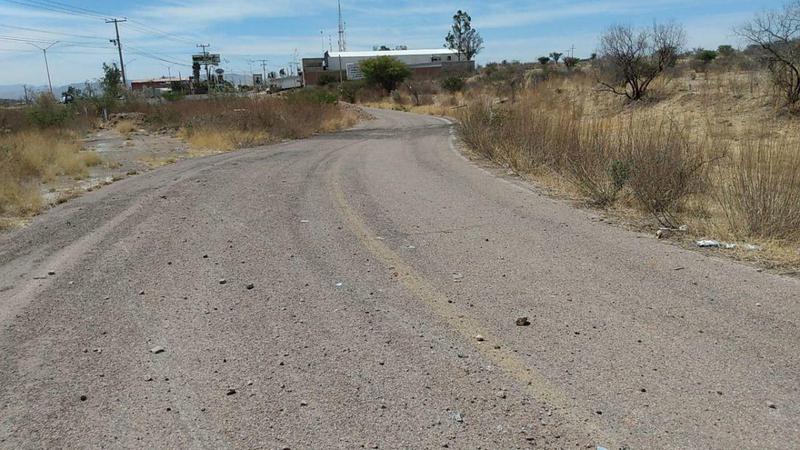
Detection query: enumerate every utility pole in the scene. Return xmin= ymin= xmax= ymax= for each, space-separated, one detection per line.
xmin=255 ymin=59 xmax=268 ymax=89
xmin=106 ymin=18 xmax=127 ymax=88
xmin=197 ymin=43 xmax=211 ymax=87
xmin=28 ymin=41 xmax=58 ymax=95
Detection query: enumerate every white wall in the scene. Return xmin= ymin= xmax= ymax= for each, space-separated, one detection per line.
xmin=327 ymin=52 xmax=460 ymax=71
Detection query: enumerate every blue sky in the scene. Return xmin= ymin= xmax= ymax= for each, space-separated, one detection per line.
xmin=0 ymin=0 xmax=787 ymax=86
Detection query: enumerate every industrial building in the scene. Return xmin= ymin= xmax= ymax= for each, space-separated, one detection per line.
xmin=130 ymin=76 xmax=189 ymax=93
xmin=302 ymin=48 xmax=474 ymax=85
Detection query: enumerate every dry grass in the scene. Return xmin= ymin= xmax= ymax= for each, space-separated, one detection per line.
xmin=455 ymin=67 xmax=800 ymax=268
xmin=718 ymin=137 xmax=800 ymax=241
xmin=115 ymin=119 xmax=137 ymax=135
xmin=0 ymin=130 xmax=101 ymax=221
xmin=127 ymin=95 xmax=359 ymax=152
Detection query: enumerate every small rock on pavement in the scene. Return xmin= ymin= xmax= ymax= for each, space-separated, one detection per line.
xmin=219 ymin=279 xmax=227 ymax=285
xmin=226 ymin=388 xmax=237 ymax=396
xmin=496 ymin=390 xmax=506 ymax=399
xmin=515 ymin=317 xmax=531 ymax=326
xmin=475 ymin=335 xmax=485 ymax=342
xmin=300 ymin=400 xmax=308 ymax=406
xmin=149 ymin=346 xmax=165 ymax=354
xmin=246 ymin=283 xmax=255 ymax=290
xmin=47 ymin=270 xmax=56 ymax=275
xmin=767 ymin=402 xmax=777 ymax=409
xmin=452 ymin=412 xmax=464 ymax=423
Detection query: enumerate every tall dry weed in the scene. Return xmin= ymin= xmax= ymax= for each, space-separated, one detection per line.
xmin=719 ymin=137 xmax=800 ymax=241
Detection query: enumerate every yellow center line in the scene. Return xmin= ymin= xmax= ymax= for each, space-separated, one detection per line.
xmin=327 ymin=154 xmax=617 ymax=446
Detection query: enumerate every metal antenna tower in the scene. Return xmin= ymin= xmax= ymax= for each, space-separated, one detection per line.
xmin=337 ymin=0 xmax=346 ymax=52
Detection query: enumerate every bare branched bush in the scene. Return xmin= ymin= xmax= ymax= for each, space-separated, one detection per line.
xmin=564 ymin=124 xmax=630 ymax=206
xmin=719 ymin=138 xmax=800 ymax=240
xmin=737 ymin=1 xmax=800 ymax=106
xmin=597 ymin=22 xmax=686 ymax=100
xmin=622 ymin=118 xmax=717 ymax=228
xmin=455 ymin=100 xmax=496 ymax=158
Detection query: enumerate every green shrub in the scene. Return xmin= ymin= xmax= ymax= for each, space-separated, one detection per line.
xmin=162 ymin=90 xmax=185 ymax=102
xmin=286 ymin=89 xmax=338 ymax=105
xmin=441 ymin=76 xmax=466 ymax=93
xmin=26 ymin=93 xmax=70 ymax=128
xmin=359 ymin=56 xmax=411 ymax=92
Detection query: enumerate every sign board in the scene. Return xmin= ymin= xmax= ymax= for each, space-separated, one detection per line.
xmin=192 ymin=53 xmax=221 ymax=65
xmin=346 ymin=63 xmax=364 ymax=80
xmin=253 ymin=73 xmax=263 ymax=85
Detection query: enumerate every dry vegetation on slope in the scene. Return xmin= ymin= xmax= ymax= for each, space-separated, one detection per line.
xmin=1 ymin=91 xmax=359 ymax=229
xmin=454 ymin=61 xmax=800 ymax=269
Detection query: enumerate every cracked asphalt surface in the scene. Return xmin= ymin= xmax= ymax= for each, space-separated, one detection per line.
xmin=1 ymin=108 xmax=798 ymax=449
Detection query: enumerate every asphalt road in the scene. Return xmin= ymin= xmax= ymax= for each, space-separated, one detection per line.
xmin=1 ymin=108 xmax=798 ymax=449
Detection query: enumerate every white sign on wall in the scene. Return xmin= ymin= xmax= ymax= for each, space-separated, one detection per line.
xmin=346 ymin=63 xmax=364 ymax=80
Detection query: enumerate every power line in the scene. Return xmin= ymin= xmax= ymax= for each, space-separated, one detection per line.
xmin=27 ymin=39 xmax=57 ymax=94
xmin=0 ymin=23 xmax=107 ymax=40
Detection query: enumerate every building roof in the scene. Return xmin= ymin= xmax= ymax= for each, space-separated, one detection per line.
xmin=327 ymin=49 xmax=459 ymax=58
xmin=130 ymin=77 xmax=187 ymax=84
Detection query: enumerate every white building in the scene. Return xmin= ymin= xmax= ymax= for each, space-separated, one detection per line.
xmin=324 ymin=48 xmax=463 ymax=72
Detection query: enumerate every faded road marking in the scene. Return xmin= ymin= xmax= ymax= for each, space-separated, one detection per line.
xmin=327 ymin=155 xmax=617 ymax=447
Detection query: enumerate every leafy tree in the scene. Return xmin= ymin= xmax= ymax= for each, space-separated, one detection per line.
xmin=100 ymin=62 xmax=122 ymax=107
xmin=549 ymin=52 xmax=563 ymax=64
xmin=597 ymin=22 xmax=686 ymax=100
xmin=359 ymin=56 xmax=411 ymax=92
xmin=737 ymin=1 xmax=800 ymax=105
xmin=563 ymin=57 xmax=580 ymax=70
xmin=717 ymin=45 xmax=735 ymax=57
xmin=538 ymin=56 xmax=550 ymax=66
xmin=440 ymin=76 xmax=465 ymax=93
xmin=445 ymin=10 xmax=484 ymax=61
xmin=696 ymin=49 xmax=718 ymax=64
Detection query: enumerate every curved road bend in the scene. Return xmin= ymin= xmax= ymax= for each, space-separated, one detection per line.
xmin=1 ymin=108 xmax=798 ymax=449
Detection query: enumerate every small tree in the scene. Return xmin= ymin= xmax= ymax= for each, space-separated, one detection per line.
xmin=563 ymin=56 xmax=580 ymax=70
xmin=441 ymin=76 xmax=466 ymax=93
xmin=597 ymin=22 xmax=686 ymax=100
xmin=445 ymin=10 xmax=484 ymax=61
xmin=737 ymin=1 xmax=800 ymax=106
xmin=696 ymin=49 xmax=718 ymax=64
xmin=717 ymin=45 xmax=735 ymax=57
xmin=538 ymin=56 xmax=550 ymax=66
xmin=100 ymin=62 xmax=122 ymax=108
xmin=359 ymin=56 xmax=411 ymax=93
xmin=549 ymin=52 xmax=563 ymax=64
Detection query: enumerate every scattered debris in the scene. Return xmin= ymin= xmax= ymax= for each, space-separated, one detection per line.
xmin=515 ymin=317 xmax=531 ymax=326
xmin=452 ymin=412 xmax=464 ymax=423
xmin=149 ymin=346 xmax=165 ymax=354
xmin=696 ymin=240 xmax=737 ymax=249
xmin=335 ymin=282 xmax=343 ymax=287
xmin=495 ymin=390 xmax=506 ymax=399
